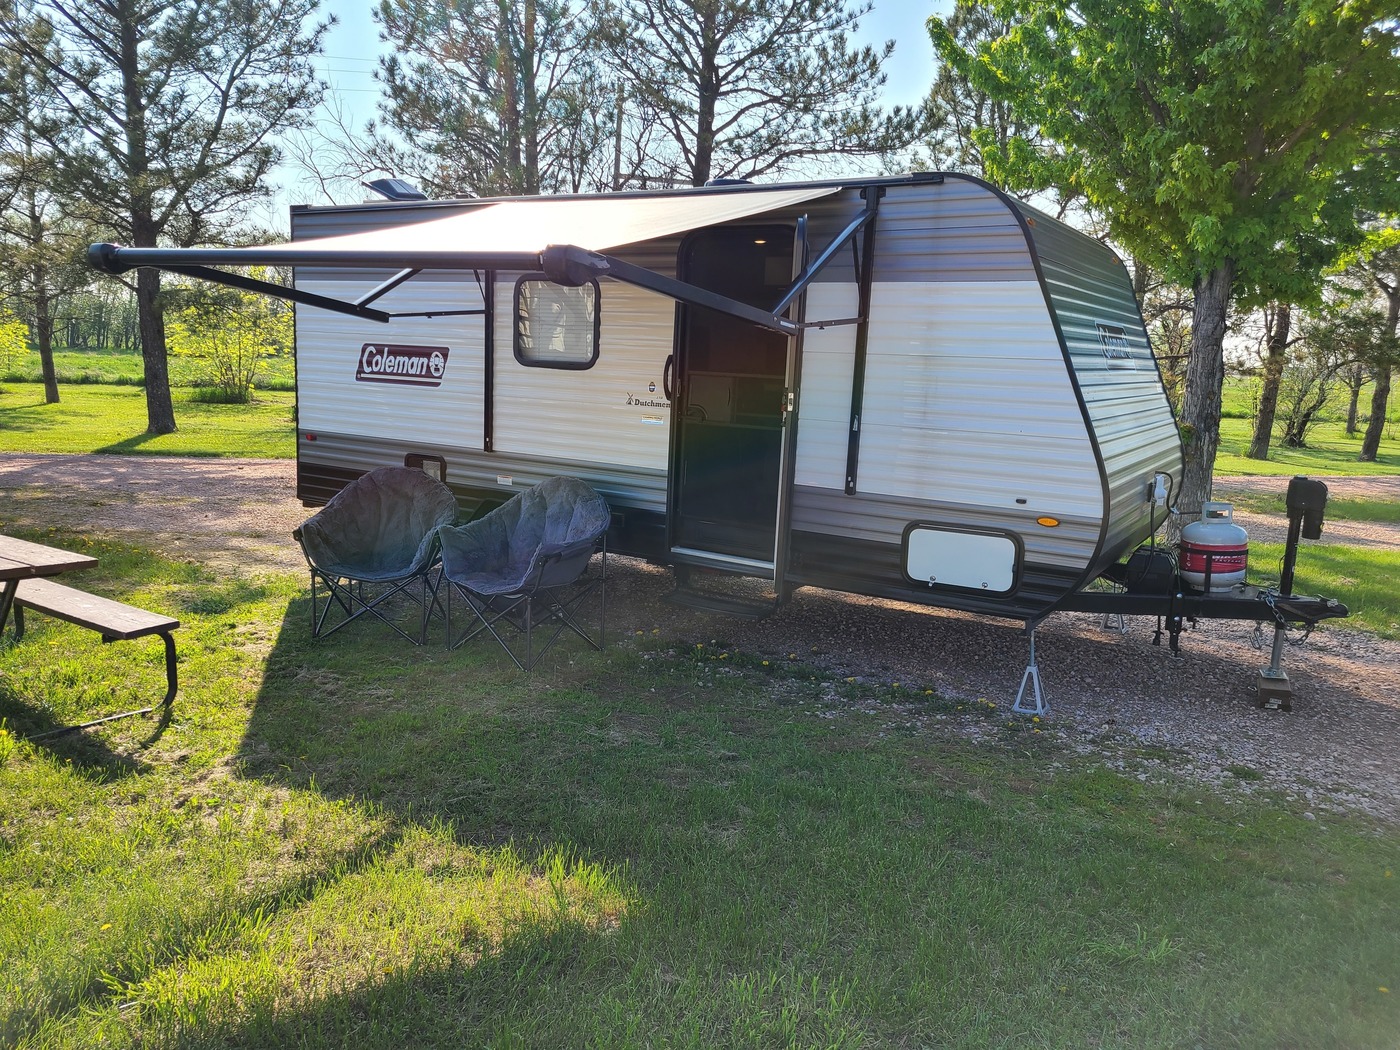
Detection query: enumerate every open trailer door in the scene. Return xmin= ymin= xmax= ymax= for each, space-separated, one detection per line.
xmin=668 ymin=223 xmax=799 ymax=578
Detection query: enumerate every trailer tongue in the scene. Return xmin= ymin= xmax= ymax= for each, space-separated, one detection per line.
xmin=1051 ymin=475 xmax=1348 ymax=714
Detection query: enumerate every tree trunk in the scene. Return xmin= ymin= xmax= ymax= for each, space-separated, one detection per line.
xmin=34 ymin=286 xmax=60 ymax=405
xmin=691 ymin=12 xmax=719 ymax=186
xmin=1174 ymin=261 xmax=1236 ymax=537
xmin=495 ymin=0 xmax=523 ymax=192
xmin=520 ymin=0 xmax=539 ymax=194
xmin=1358 ymin=363 xmax=1391 ymax=461
xmin=612 ymin=83 xmax=625 ymax=190
xmin=1358 ymin=284 xmax=1398 ymax=461
xmin=25 ymin=195 xmax=60 ymax=405
xmin=1246 ymin=302 xmax=1290 ymax=459
xmin=1345 ymin=382 xmax=1362 ymax=434
xmin=137 ymin=266 xmax=176 ymax=434
xmin=116 ymin=7 xmax=175 ymax=434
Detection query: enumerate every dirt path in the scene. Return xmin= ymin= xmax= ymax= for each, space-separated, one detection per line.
xmin=0 ymin=453 xmax=305 ymax=573
xmin=1215 ymin=474 xmax=1400 ymax=500
xmin=3 ymin=453 xmax=1398 ymax=823
xmin=1214 ymin=474 xmax=1400 ymax=548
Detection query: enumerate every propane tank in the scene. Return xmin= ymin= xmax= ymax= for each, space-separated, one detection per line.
xmin=1180 ymin=501 xmax=1248 ymax=592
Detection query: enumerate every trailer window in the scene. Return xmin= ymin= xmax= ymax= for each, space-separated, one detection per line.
xmin=514 ymin=276 xmax=600 ymax=369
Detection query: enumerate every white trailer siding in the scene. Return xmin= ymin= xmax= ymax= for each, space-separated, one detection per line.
xmin=491 ymin=278 xmax=673 ymax=477
xmin=784 ymin=179 xmax=1109 ymax=613
xmin=295 ymin=274 xmax=485 ymax=449
xmin=827 ymin=281 xmax=1099 ymax=516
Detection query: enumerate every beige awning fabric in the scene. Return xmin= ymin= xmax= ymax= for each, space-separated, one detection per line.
xmin=86 ymin=182 xmax=849 ymax=325
xmin=273 ymin=183 xmax=841 ymax=257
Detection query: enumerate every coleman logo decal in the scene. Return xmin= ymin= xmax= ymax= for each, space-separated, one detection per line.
xmin=356 ymin=344 xmax=449 ymax=387
xmin=1095 ymin=323 xmax=1136 ymax=370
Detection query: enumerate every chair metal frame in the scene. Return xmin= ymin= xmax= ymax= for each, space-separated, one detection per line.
xmin=300 ymin=557 xmax=446 ymax=645
xmin=445 ymin=536 xmax=606 ymax=670
xmin=438 ymin=477 xmax=610 ymax=669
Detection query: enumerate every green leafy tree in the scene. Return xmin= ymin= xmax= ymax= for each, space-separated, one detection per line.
xmin=0 ymin=0 xmax=328 ymax=435
xmin=595 ymin=0 xmax=927 ymax=186
xmin=167 ymin=277 xmax=290 ymax=404
xmin=918 ymin=1 xmax=1082 ymax=218
xmin=0 ymin=307 xmax=30 ymax=372
xmin=930 ymin=1 xmax=1400 ymax=521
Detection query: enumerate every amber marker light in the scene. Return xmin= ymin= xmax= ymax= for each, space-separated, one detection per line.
xmin=1036 ymin=516 xmax=1061 ymax=527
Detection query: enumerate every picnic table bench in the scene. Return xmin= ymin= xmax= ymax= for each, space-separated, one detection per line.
xmin=1 ymin=535 xmax=179 ymax=739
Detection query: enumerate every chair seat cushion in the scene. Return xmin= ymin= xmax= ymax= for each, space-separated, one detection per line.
xmin=296 ymin=467 xmax=458 ymax=579
xmin=438 ymin=477 xmax=609 ymax=595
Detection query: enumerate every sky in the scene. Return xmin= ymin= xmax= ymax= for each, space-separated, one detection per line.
xmin=267 ymin=0 xmax=951 ymax=220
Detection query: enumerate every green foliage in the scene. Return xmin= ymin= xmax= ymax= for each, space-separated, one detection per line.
xmin=0 ymin=308 xmax=29 ymax=370
xmin=930 ymin=0 xmax=1400 ymax=305
xmin=166 ymin=279 xmax=291 ymax=404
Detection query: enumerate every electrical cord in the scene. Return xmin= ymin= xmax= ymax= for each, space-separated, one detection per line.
xmin=1146 ymin=471 xmax=1176 ymax=549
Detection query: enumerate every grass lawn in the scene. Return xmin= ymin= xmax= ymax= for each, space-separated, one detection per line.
xmin=1249 ymin=542 xmax=1400 ymax=639
xmin=1 ymin=346 xmax=295 ymax=390
xmin=1 ymin=534 xmax=1399 ymax=1048
xmin=0 ymin=384 xmax=295 ymax=458
xmin=1215 ymin=417 xmax=1399 ymax=476
xmin=1225 ymin=492 xmax=1400 ymax=524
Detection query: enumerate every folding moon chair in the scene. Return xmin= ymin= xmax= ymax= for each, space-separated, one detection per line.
xmin=293 ymin=466 xmax=458 ymax=644
xmin=438 ymin=476 xmax=610 ymax=670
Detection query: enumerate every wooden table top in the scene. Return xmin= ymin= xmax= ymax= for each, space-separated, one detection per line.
xmin=0 ymin=535 xmax=99 ymax=582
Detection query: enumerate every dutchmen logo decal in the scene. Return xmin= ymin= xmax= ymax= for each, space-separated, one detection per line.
xmin=356 ymin=344 xmax=450 ymax=387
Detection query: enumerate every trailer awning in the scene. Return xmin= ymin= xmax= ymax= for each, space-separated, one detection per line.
xmin=90 ymin=184 xmax=841 ymax=275
xmin=85 ymin=178 xmax=911 ymax=332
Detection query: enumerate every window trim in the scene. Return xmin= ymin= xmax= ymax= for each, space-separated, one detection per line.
xmin=512 ymin=273 xmax=601 ymax=370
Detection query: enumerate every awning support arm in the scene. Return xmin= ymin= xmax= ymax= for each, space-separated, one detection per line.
xmin=844 ymin=187 xmax=883 ymax=495
xmin=771 ymin=202 xmax=880 ymax=318
xmin=357 ymin=268 xmax=422 ymax=308
xmin=542 ymin=245 xmax=800 ymax=335
xmin=161 ymin=265 xmax=391 ymax=323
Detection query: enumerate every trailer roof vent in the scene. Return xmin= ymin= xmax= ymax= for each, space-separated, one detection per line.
xmin=704 ymin=177 xmax=753 ymax=187
xmin=364 ymin=178 xmax=428 ymax=201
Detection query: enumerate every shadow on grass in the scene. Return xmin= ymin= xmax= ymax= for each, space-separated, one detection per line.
xmin=13 ymin=550 xmax=1400 ymax=1048
xmin=94 ymin=433 xmax=163 ymax=454
xmin=160 ymin=593 xmax=641 ymax=1046
xmin=0 ymin=680 xmax=151 ymax=780
xmin=0 ymin=395 xmax=56 ymax=430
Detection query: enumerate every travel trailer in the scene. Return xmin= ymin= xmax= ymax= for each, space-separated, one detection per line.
xmin=89 ymin=173 xmax=1346 ymax=709
xmin=92 ymin=173 xmax=1184 ymax=614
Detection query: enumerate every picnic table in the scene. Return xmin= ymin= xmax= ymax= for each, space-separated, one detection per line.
xmin=0 ymin=534 xmax=98 ymax=631
xmin=0 ymin=534 xmax=178 ymax=738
